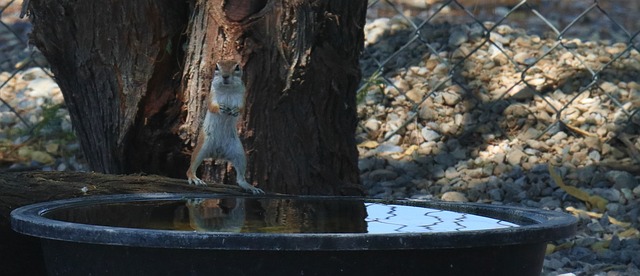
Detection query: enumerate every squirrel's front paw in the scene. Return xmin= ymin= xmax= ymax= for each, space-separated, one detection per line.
xmin=226 ymin=107 xmax=240 ymax=117
xmin=188 ymin=177 xmax=207 ymax=186
xmin=238 ymin=181 xmax=264 ymax=195
xmin=186 ymin=198 xmax=205 ymax=206
xmin=209 ymin=102 xmax=220 ymax=113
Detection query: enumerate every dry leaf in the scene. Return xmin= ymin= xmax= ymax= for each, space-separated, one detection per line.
xmin=358 ymin=140 xmax=379 ymax=149
xmin=45 ymin=143 xmax=60 ymax=154
xmin=549 ymin=166 xmax=608 ymax=210
xmin=591 ymin=240 xmax=610 ymax=253
xmin=545 ymin=244 xmax=555 ymax=254
xmin=17 ymin=146 xmax=33 ymax=158
xmin=31 ymin=151 xmax=55 ymax=164
xmin=563 ymin=122 xmax=597 ymax=138
xmin=608 ymin=217 xmax=632 ymax=228
xmin=565 ymin=206 xmax=631 ymax=227
xmin=547 ymin=241 xmax=574 ymax=254
xmin=618 ymin=228 xmax=640 ymax=238
xmin=403 ymin=145 xmax=419 ymax=156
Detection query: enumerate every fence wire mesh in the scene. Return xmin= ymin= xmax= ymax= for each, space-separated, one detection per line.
xmin=2 ymin=0 xmax=640 ymax=176
xmin=0 ymin=0 xmax=79 ymax=171
xmin=358 ymin=0 xmax=640 ymax=180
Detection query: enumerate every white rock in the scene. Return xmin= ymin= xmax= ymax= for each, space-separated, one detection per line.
xmin=506 ymin=148 xmax=526 ymax=166
xmin=26 ymin=78 xmax=59 ymax=98
xmin=442 ymin=91 xmax=461 ymax=106
xmin=448 ymin=30 xmax=468 ymax=47
xmin=519 ymin=128 xmax=542 ymax=141
xmin=588 ymin=150 xmax=601 ymax=162
xmin=364 ymin=119 xmax=381 ymax=132
xmin=550 ymin=131 xmax=568 ymax=141
xmin=513 ymin=52 xmax=530 ymax=64
xmin=421 ymin=127 xmax=441 ymax=141
xmin=0 ymin=111 xmax=17 ymax=124
xmin=441 ymin=191 xmax=468 ymax=202
xmin=376 ymin=143 xmax=403 ymax=155
xmin=405 ymin=88 xmax=425 ymax=103
xmin=21 ymin=67 xmax=50 ymax=80
xmin=418 ymin=105 xmax=437 ymax=120
xmin=444 ymin=167 xmax=460 ymax=179
xmin=386 ymin=134 xmax=402 ymax=146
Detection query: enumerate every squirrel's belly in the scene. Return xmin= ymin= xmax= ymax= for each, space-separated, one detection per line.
xmin=202 ymin=114 xmax=239 ymax=153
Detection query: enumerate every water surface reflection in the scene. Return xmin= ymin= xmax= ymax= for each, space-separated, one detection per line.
xmin=44 ymin=197 xmax=518 ymax=234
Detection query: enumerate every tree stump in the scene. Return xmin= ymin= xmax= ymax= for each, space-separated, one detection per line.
xmin=26 ymin=0 xmax=367 ymax=196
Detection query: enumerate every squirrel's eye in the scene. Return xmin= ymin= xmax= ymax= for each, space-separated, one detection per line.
xmin=234 ymin=65 xmax=240 ymax=72
xmin=215 ymin=64 xmax=220 ymax=71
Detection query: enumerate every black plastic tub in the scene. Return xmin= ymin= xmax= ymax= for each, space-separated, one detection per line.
xmin=11 ymin=193 xmax=577 ymax=276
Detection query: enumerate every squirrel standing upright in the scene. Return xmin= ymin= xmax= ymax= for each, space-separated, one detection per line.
xmin=186 ymin=60 xmax=264 ymax=194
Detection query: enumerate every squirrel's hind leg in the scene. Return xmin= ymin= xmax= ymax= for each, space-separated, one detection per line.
xmin=187 ymin=135 xmax=209 ymax=186
xmin=228 ymin=141 xmax=264 ymax=194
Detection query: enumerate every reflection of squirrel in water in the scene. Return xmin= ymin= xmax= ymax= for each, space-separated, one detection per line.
xmin=184 ymin=199 xmax=246 ymax=232
xmin=186 ymin=60 xmax=264 ymax=194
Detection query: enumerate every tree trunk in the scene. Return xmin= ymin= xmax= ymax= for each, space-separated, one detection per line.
xmin=27 ymin=0 xmax=190 ymax=176
xmin=182 ymin=0 xmax=366 ymax=195
xmin=26 ymin=0 xmax=366 ymax=195
xmin=245 ymin=1 xmax=366 ymax=195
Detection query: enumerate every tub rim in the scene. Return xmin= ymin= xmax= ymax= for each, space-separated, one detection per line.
xmin=11 ymin=193 xmax=577 ymax=251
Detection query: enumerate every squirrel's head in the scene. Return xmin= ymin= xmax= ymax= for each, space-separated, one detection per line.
xmin=214 ymin=60 xmax=242 ymax=86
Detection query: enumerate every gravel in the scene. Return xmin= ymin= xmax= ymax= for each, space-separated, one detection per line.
xmin=359 ymin=3 xmax=640 ymax=275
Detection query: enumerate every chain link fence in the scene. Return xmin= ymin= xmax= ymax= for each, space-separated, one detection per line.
xmin=3 ymin=0 xmax=640 ymax=173
xmin=358 ymin=0 xmax=640 ymax=175
xmin=1 ymin=0 xmax=35 ymax=128
xmin=0 ymin=0 xmax=79 ymax=171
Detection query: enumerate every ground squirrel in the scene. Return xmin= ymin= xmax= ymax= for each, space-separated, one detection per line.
xmin=186 ymin=60 xmax=264 ymax=194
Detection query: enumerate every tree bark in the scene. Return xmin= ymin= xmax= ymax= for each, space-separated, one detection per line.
xmin=182 ymin=0 xmax=366 ymax=195
xmin=27 ymin=0 xmax=366 ymax=195
xmin=244 ymin=1 xmax=366 ymax=195
xmin=27 ymin=0 xmax=189 ymax=176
